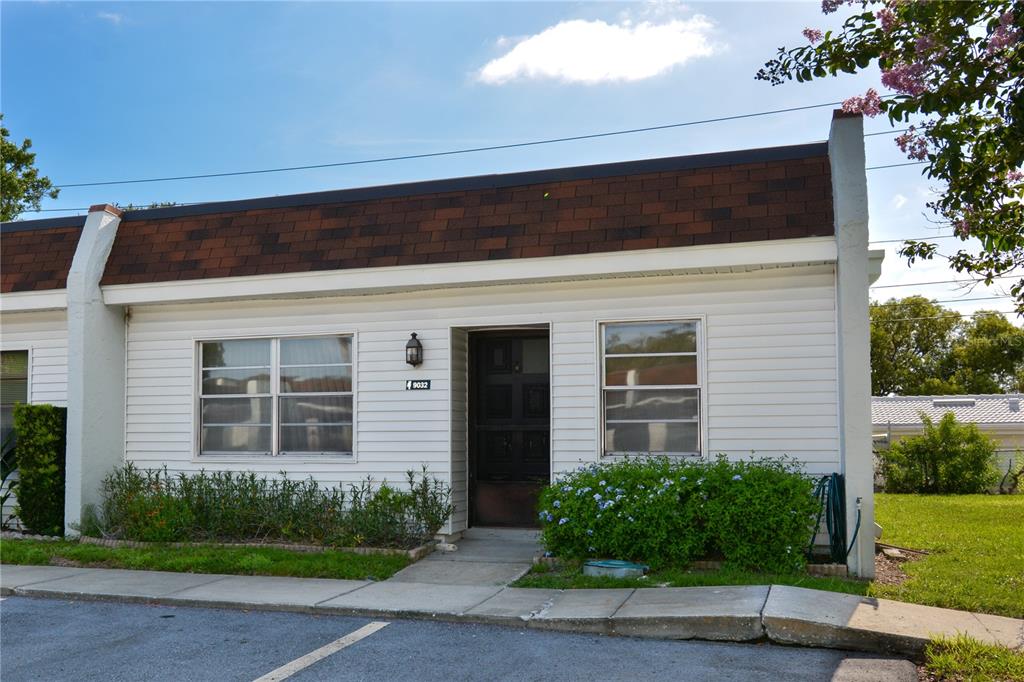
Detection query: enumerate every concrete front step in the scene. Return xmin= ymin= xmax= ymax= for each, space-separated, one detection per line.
xmin=2 ymin=564 xmax=1021 ymax=656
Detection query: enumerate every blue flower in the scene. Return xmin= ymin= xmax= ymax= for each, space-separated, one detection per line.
xmin=627 ymin=516 xmax=635 ymax=523
xmin=599 ymin=480 xmax=606 ymax=486
xmin=679 ymin=476 xmax=687 ymax=482
xmin=586 ymin=529 xmax=594 ymax=536
xmin=546 ymin=513 xmax=555 ymax=522
xmin=538 ymin=510 xmax=548 ymax=519
xmin=593 ymin=493 xmax=602 ymax=501
xmin=559 ymin=517 xmax=569 ymax=525
xmin=732 ymin=474 xmax=743 ymax=481
xmin=561 ymin=485 xmax=573 ymax=493
xmin=553 ymin=500 xmax=561 ymax=508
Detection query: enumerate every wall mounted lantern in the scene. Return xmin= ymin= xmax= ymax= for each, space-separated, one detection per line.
xmin=405 ymin=332 xmax=423 ymax=366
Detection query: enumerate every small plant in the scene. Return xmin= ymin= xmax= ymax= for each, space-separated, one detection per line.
xmin=538 ymin=455 xmax=818 ymax=572
xmin=12 ymin=404 xmax=66 ymax=536
xmin=925 ymin=634 xmax=1024 ymax=682
xmin=880 ymin=413 xmax=1000 ymax=494
xmin=1 ymin=430 xmax=19 ymax=530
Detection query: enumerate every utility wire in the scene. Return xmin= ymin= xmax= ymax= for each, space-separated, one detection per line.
xmin=46 ymin=99 xmax=916 ymax=190
xmin=869 ymin=234 xmax=956 ymax=244
xmin=871 ymin=275 xmax=1020 ymax=289
xmin=874 ymin=310 xmax=1018 ymax=322
xmin=865 ymin=161 xmax=929 ymax=170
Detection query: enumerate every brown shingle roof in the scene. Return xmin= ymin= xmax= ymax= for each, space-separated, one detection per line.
xmin=1 ymin=222 xmax=83 ymax=293
xmin=100 ymin=148 xmax=834 ymax=286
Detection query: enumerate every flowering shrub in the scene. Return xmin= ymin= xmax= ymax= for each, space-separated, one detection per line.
xmin=538 ymin=456 xmax=818 ymax=572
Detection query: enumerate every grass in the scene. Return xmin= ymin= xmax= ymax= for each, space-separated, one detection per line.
xmin=514 ymin=561 xmax=868 ymax=595
xmin=870 ymin=494 xmax=1024 ymax=618
xmin=925 ymin=635 xmax=1024 ymax=682
xmin=0 ymin=539 xmax=410 ymax=581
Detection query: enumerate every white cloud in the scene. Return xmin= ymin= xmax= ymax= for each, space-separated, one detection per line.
xmin=477 ymin=14 xmax=718 ymax=85
xmin=97 ymin=11 xmax=125 ymax=25
xmin=891 ymin=193 xmax=908 ymax=210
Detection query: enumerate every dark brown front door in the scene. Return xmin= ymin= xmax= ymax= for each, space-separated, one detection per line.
xmin=470 ymin=332 xmax=550 ymax=527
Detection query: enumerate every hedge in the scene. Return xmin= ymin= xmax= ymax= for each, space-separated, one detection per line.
xmin=12 ymin=403 xmax=66 ymax=536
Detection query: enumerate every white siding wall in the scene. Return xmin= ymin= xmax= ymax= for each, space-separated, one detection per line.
xmin=122 ymin=264 xmax=841 ymax=529
xmin=449 ymin=328 xmax=469 ymax=533
xmin=0 ymin=309 xmax=70 ymax=528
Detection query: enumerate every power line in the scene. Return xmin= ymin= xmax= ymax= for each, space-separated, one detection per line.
xmin=864 ymin=128 xmax=909 ymax=137
xmin=869 ymin=234 xmax=956 ymax=244
xmin=931 ymin=295 xmax=1014 ymax=304
xmin=871 ymin=274 xmax=1020 ymax=289
xmin=865 ymin=161 xmax=928 ymax=171
xmin=874 ymin=310 xmax=1018 ymax=323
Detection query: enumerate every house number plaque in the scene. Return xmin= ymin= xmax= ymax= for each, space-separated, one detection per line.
xmin=405 ymin=379 xmax=431 ymax=390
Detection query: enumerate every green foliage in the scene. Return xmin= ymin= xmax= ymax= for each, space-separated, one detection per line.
xmin=758 ymin=2 xmax=1024 ymax=312
xmin=92 ymin=463 xmax=453 ymax=549
xmin=871 ymin=297 xmax=1024 ymax=395
xmin=925 ymin=635 xmax=1024 ymax=682
xmin=1 ymin=430 xmax=18 ymax=530
xmin=1 ymin=114 xmax=59 ymax=221
xmin=12 ymin=404 xmax=66 ymax=536
xmin=872 ymin=494 xmax=1024 ymax=618
xmin=880 ymin=413 xmax=999 ymax=494
xmin=538 ymin=456 xmax=818 ymax=572
xmin=0 ymin=538 xmax=410 ymax=581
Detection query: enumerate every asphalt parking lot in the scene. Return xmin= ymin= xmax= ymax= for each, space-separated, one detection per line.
xmin=0 ymin=596 xmax=914 ymax=681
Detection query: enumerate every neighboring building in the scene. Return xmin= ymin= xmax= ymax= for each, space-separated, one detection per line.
xmin=872 ymin=394 xmax=1024 ymax=478
xmin=0 ymin=112 xmax=882 ymax=576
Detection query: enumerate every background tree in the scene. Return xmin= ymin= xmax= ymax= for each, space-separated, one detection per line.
xmin=871 ymin=296 xmax=1024 ymax=394
xmin=1 ymin=115 xmax=59 ymax=221
xmin=870 ymin=296 xmax=960 ymax=395
xmin=758 ymin=2 xmax=1024 ymax=313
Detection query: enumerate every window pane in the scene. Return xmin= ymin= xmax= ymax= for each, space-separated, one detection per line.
xmin=280 ymin=424 xmax=352 ymax=454
xmin=280 ymin=366 xmax=352 ymax=393
xmin=604 ymin=322 xmax=697 ymax=354
xmin=202 ymin=369 xmax=271 ymax=395
xmin=605 ymin=356 xmax=697 ymax=386
xmin=280 ymin=396 xmax=352 ymax=424
xmin=605 ymin=388 xmax=699 ymax=421
xmin=201 ymin=397 xmax=272 ymax=425
xmin=201 ymin=339 xmax=270 ymax=368
xmin=521 ymin=338 xmax=549 ymax=374
xmin=1 ymin=350 xmax=29 ymax=379
xmin=201 ymin=425 xmax=271 ymax=453
xmin=605 ymin=421 xmax=699 ymax=454
xmin=281 ymin=337 xmax=351 ymax=366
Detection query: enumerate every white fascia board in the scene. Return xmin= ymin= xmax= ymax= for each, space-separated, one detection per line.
xmin=868 ymin=248 xmax=885 ymax=285
xmin=1 ymin=289 xmax=68 ymax=312
xmin=102 ymin=236 xmax=838 ymax=306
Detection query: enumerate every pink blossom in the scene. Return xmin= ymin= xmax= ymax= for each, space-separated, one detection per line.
xmin=953 ymin=218 xmax=971 ymax=239
xmin=841 ymin=88 xmax=883 ymax=117
xmin=803 ymin=28 xmax=824 ymax=44
xmin=877 ymin=8 xmax=897 ymax=32
xmin=1008 ymin=169 xmax=1024 ymax=183
xmin=987 ymin=11 xmax=1021 ymax=53
xmin=895 ymin=128 xmax=929 ymax=161
xmin=881 ymin=62 xmax=928 ymax=96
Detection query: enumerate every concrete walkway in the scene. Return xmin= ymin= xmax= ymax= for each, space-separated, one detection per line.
xmin=2 ymin=562 xmax=1021 ymax=657
xmin=388 ymin=527 xmax=539 ymax=587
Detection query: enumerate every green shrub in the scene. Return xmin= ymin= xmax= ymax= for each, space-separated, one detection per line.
xmin=881 ymin=413 xmax=1000 ymax=494
xmin=12 ymin=404 xmax=66 ymax=536
xmin=538 ymin=456 xmax=818 ymax=572
xmin=702 ymin=458 xmax=818 ymax=572
xmin=91 ymin=463 xmax=453 ymax=549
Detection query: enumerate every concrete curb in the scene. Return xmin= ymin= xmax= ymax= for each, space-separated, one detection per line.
xmin=3 ymin=568 xmax=1021 ymax=656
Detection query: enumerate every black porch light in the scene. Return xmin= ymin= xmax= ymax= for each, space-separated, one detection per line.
xmin=405 ymin=332 xmax=423 ymax=366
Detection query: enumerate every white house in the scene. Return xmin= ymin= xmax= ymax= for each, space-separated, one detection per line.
xmin=872 ymin=394 xmax=1024 ymax=480
xmin=0 ymin=112 xmax=882 ymax=576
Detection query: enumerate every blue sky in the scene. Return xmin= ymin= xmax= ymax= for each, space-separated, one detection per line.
xmin=1 ymin=1 xmax=1017 ymax=316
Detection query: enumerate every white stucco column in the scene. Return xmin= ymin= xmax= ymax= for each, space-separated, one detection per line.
xmin=829 ymin=112 xmax=877 ymax=578
xmin=64 ymin=204 xmax=125 ymax=534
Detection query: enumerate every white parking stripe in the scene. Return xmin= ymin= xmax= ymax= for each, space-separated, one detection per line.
xmin=252 ymin=621 xmax=389 ymax=682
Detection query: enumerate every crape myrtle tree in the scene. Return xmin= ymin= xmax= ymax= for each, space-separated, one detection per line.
xmin=1 ymin=115 xmax=59 ymax=221
xmin=757 ymin=2 xmax=1024 ymax=313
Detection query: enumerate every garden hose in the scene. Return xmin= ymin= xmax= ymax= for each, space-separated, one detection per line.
xmin=807 ymin=473 xmax=848 ymax=564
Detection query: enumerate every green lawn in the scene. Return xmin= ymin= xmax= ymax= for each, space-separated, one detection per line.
xmin=870 ymin=493 xmax=1024 ymax=619
xmin=0 ymin=539 xmax=410 ymax=581
xmin=925 ymin=635 xmax=1024 ymax=682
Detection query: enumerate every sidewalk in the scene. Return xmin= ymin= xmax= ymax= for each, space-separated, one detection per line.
xmin=2 ymin=563 xmax=1021 ymax=657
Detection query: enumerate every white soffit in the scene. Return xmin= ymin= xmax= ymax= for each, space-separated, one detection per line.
xmin=102 ymin=237 xmax=838 ymax=306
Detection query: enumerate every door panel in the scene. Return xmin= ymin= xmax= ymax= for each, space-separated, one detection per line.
xmin=471 ymin=333 xmax=550 ymax=527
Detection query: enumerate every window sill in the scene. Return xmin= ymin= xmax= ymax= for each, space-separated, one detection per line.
xmin=191 ymin=453 xmax=357 ymax=465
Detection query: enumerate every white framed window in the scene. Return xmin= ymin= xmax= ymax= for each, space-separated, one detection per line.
xmin=198 ymin=336 xmax=353 ymax=457
xmin=1 ymin=350 xmax=30 ymax=445
xmin=601 ymin=320 xmax=702 ymax=457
